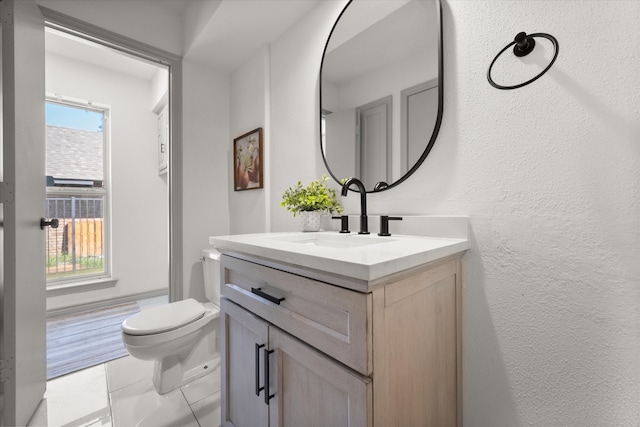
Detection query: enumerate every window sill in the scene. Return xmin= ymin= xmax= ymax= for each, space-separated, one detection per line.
xmin=46 ymin=277 xmax=118 ymax=297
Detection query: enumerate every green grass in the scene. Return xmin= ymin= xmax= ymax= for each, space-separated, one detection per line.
xmin=46 ymin=255 xmax=104 ymax=280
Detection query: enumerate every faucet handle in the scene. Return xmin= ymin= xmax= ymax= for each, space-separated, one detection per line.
xmin=332 ymin=215 xmax=350 ymax=233
xmin=373 ymin=181 xmax=388 ymax=191
xmin=378 ymin=216 xmax=403 ymax=236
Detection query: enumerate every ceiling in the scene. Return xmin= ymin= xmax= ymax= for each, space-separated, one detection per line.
xmin=45 ymin=27 xmax=165 ymax=80
xmin=184 ymin=0 xmax=320 ymax=72
xmin=45 ymin=0 xmax=322 ymax=79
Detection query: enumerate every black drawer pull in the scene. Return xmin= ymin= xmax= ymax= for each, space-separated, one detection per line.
xmin=251 ymin=287 xmax=285 ymax=305
xmin=264 ymin=348 xmax=275 ymax=405
xmin=255 ymin=343 xmax=265 ymax=396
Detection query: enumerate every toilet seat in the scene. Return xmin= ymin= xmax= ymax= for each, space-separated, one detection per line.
xmin=122 ymin=298 xmax=205 ymax=336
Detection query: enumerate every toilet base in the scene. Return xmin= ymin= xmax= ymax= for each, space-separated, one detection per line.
xmin=122 ymin=301 xmax=221 ymax=395
xmin=149 ymin=312 xmax=220 ymax=395
xmin=153 ymin=355 xmax=221 ymax=395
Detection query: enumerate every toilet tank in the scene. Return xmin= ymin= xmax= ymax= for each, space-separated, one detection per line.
xmin=201 ymin=248 xmax=220 ymax=305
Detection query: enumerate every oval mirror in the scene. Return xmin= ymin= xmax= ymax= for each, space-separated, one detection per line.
xmin=320 ymin=0 xmax=442 ymax=192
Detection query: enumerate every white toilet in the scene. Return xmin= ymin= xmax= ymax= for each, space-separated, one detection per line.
xmin=121 ymin=249 xmax=221 ymax=394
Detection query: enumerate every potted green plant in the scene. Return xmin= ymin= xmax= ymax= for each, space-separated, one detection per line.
xmin=280 ymin=175 xmax=343 ymax=231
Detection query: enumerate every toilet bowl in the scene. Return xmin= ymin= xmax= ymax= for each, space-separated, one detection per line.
xmin=122 ymin=249 xmax=221 ymax=394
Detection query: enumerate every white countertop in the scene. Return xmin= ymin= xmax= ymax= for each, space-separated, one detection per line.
xmin=210 ymin=229 xmax=469 ymax=282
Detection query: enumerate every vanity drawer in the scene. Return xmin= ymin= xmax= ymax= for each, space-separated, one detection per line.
xmin=221 ymin=254 xmax=372 ymax=376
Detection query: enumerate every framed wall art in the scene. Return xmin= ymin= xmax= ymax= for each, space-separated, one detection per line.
xmin=233 ymin=127 xmax=263 ymax=191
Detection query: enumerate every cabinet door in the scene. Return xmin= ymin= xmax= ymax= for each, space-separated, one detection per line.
xmin=268 ymin=327 xmax=371 ymax=427
xmin=221 ymin=298 xmax=269 ymax=427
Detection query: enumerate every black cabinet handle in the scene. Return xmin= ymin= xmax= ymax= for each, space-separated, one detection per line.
xmin=255 ymin=343 xmax=265 ymax=396
xmin=264 ymin=348 xmax=275 ymax=405
xmin=251 ymin=287 xmax=285 ymax=305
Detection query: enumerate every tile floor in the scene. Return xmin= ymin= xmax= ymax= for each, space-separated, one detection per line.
xmin=27 ymin=355 xmax=221 ymax=427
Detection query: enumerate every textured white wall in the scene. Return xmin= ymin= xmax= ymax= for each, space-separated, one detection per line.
xmin=268 ymin=0 xmax=640 ymax=425
xmin=269 ymin=0 xmax=346 ymax=232
xmin=229 ymin=46 xmax=269 ymax=234
xmin=418 ymin=2 xmax=639 ymax=424
xmin=181 ymin=60 xmax=231 ymax=302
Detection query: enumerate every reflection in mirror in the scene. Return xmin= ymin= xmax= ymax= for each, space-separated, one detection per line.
xmin=320 ymin=0 xmax=442 ymax=192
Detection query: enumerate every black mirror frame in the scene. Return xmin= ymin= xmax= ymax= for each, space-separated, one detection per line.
xmin=319 ymin=0 xmax=444 ymax=193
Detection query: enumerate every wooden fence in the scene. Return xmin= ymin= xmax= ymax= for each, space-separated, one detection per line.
xmin=46 ymin=218 xmax=103 ymax=276
xmin=46 ymin=219 xmax=103 ymax=256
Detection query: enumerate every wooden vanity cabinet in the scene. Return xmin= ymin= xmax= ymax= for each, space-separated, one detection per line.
xmin=222 ymin=299 xmax=370 ymax=427
xmin=220 ymin=252 xmax=462 ymax=427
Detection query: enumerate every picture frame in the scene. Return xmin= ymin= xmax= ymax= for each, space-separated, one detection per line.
xmin=233 ymin=127 xmax=263 ymax=191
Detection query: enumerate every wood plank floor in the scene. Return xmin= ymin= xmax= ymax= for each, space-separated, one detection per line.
xmin=47 ymin=302 xmax=143 ymax=379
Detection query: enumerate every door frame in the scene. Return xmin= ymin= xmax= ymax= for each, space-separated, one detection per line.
xmin=356 ymin=95 xmax=392 ymax=187
xmin=39 ymin=7 xmax=184 ymax=302
xmin=400 ymin=78 xmax=438 ymax=176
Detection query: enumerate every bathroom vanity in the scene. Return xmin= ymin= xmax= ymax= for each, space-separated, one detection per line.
xmin=211 ymin=224 xmax=468 ymax=427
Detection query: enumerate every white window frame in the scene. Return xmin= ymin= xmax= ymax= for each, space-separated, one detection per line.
xmin=45 ymin=94 xmax=113 ymax=291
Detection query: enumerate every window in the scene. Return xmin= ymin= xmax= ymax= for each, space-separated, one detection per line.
xmin=45 ymin=98 xmax=111 ymax=285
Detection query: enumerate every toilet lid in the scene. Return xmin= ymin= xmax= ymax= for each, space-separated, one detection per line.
xmin=122 ymin=298 xmax=206 ymax=336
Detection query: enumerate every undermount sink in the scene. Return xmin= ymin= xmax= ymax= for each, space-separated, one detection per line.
xmin=210 ymin=217 xmax=470 ymax=282
xmin=266 ymin=232 xmax=393 ymax=248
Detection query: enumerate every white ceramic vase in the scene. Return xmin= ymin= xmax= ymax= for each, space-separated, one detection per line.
xmin=298 ymin=211 xmax=321 ymax=232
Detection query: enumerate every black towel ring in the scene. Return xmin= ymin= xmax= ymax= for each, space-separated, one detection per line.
xmin=487 ymin=32 xmax=559 ymax=90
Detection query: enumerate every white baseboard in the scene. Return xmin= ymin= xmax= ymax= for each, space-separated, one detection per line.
xmin=46 ymin=289 xmax=168 ymax=318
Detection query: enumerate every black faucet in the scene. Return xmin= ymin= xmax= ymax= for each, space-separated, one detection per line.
xmin=341 ymin=177 xmax=369 ymax=234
